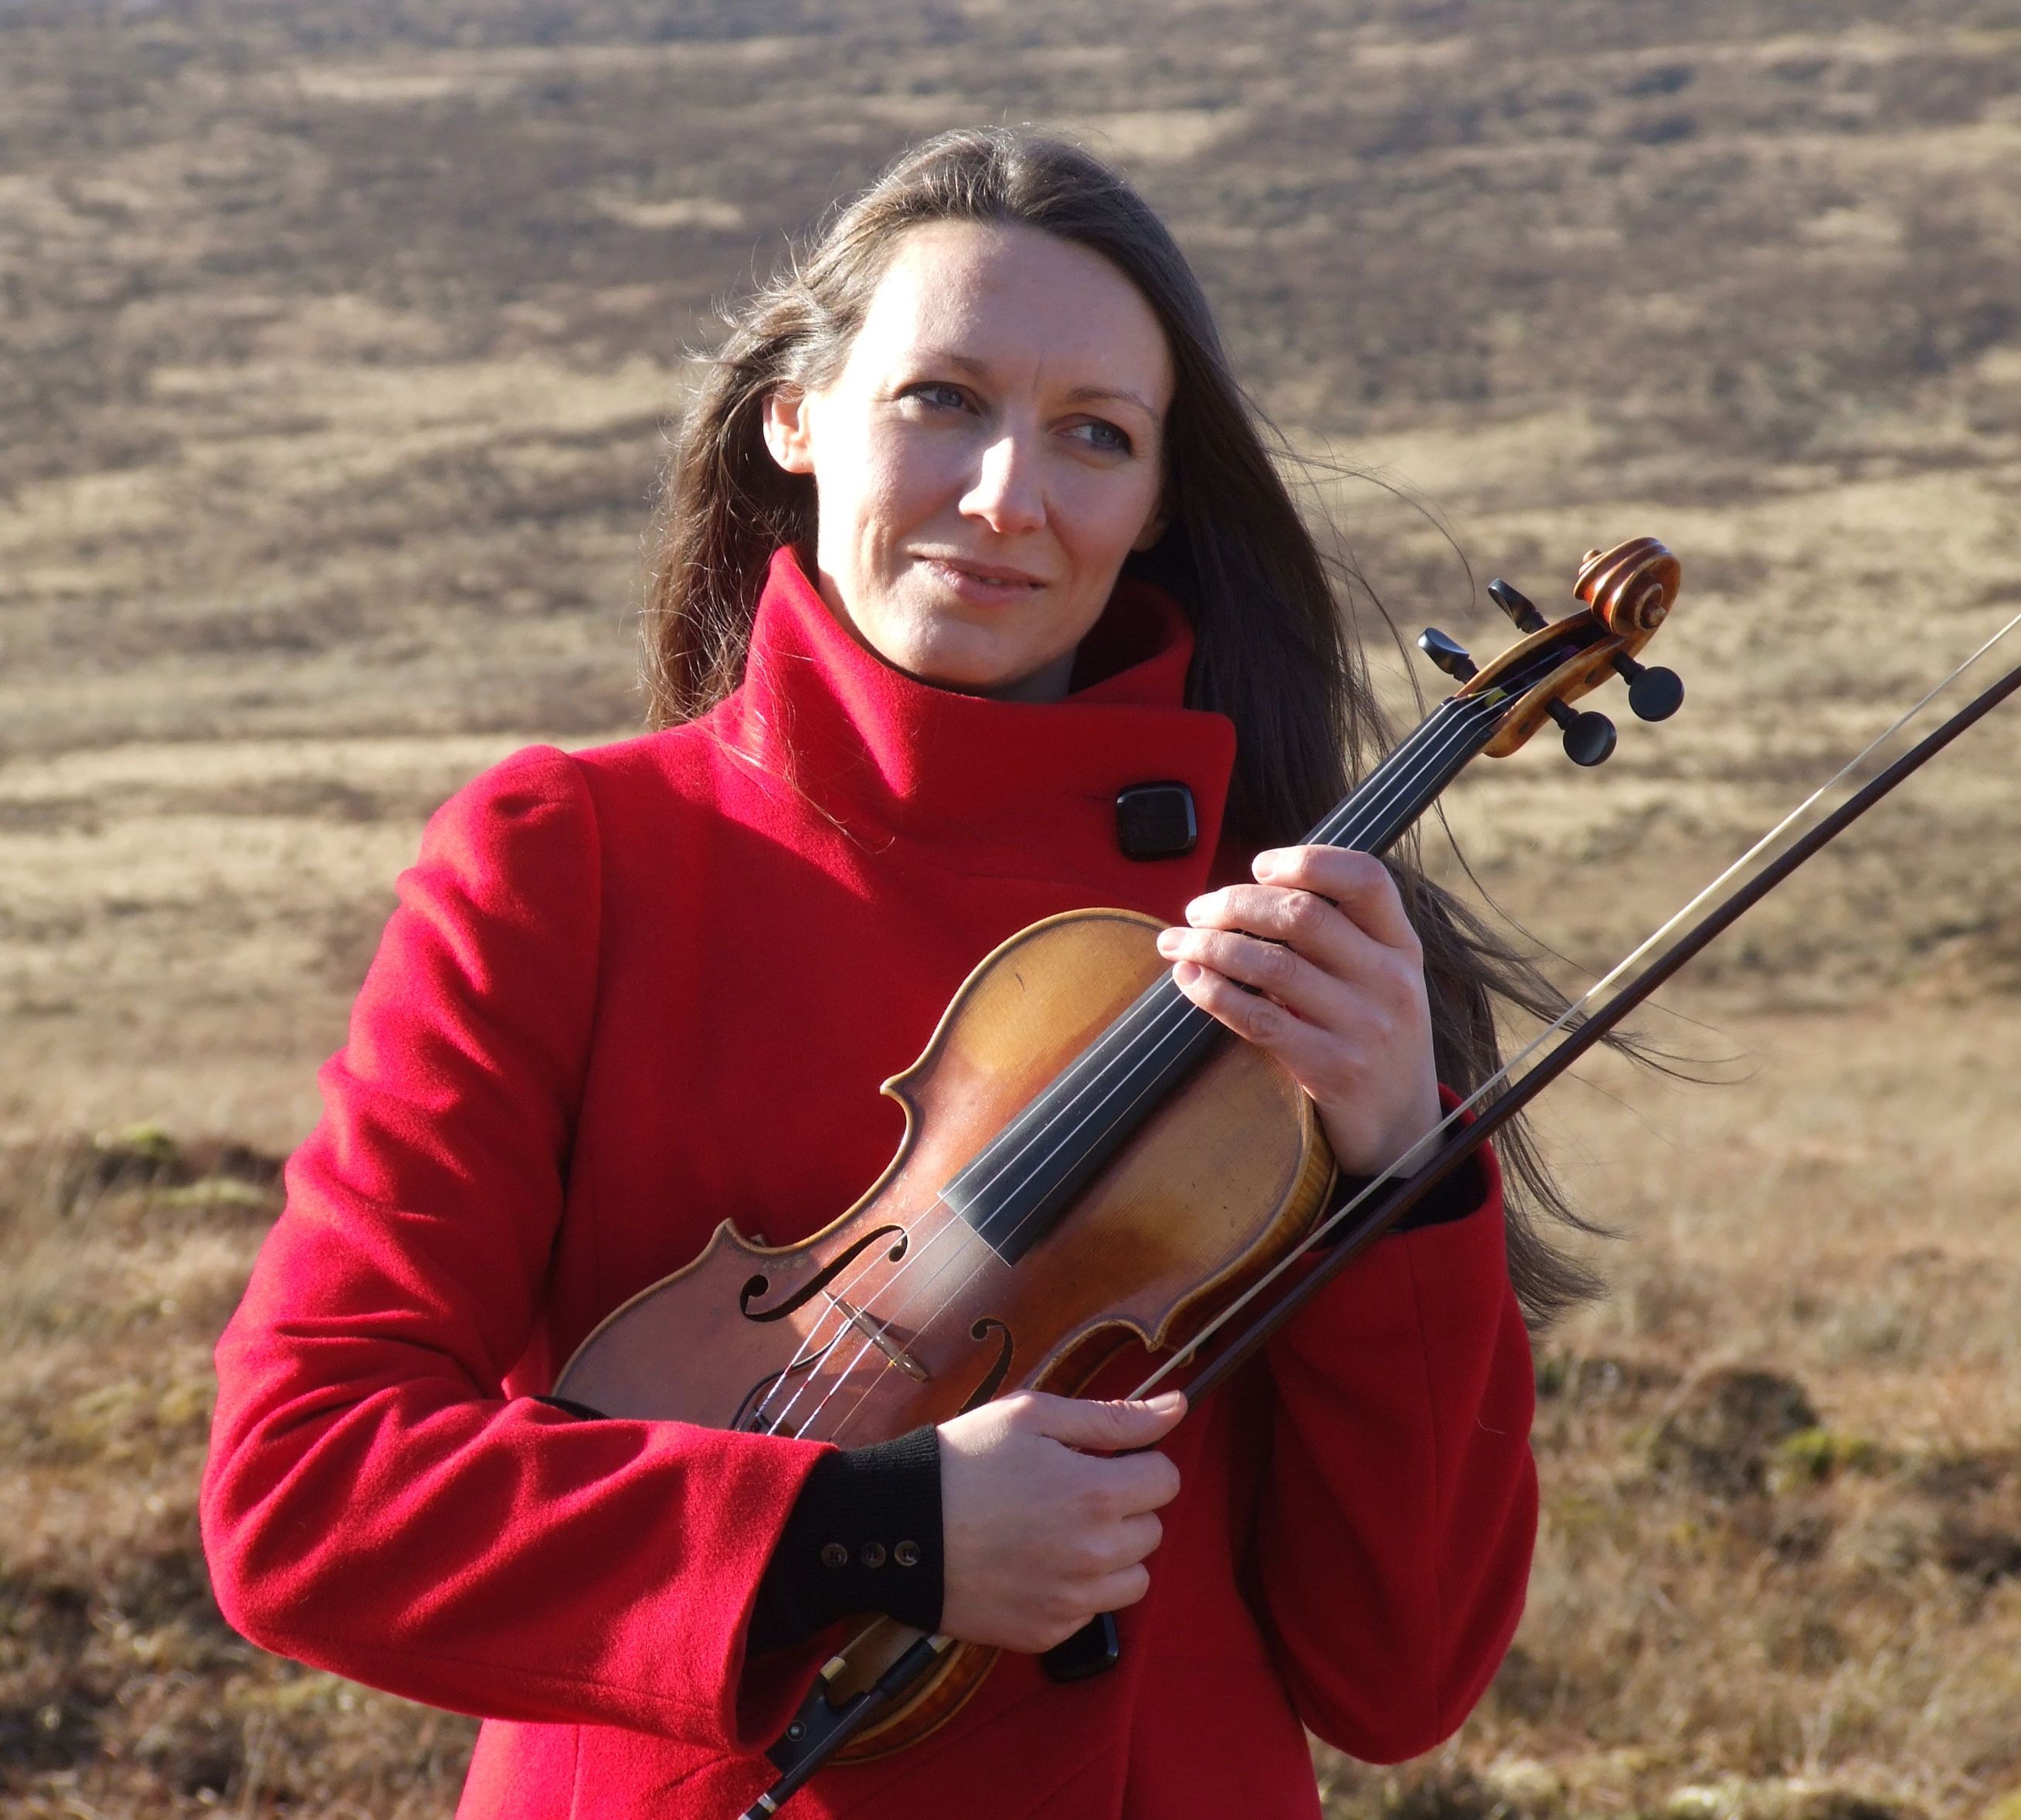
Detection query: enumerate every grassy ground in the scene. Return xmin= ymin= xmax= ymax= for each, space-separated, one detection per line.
xmin=2 ymin=1 xmax=2018 ymax=1815
xmin=1319 ymin=1001 xmax=2021 ymax=1820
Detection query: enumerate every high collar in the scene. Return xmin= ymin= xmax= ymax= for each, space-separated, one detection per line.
xmin=722 ymin=546 xmax=1237 ymax=868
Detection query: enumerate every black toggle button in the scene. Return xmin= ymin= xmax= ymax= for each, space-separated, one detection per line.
xmin=1116 ymin=783 xmax=1197 ymax=861
xmin=820 ymin=1542 xmax=848 ymax=1570
xmin=860 ymin=1543 xmax=887 ymax=1569
xmin=893 ymin=1540 xmax=921 ymax=1568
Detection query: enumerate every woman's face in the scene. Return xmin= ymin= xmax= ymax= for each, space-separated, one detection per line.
xmin=763 ymin=219 xmax=1175 ymax=701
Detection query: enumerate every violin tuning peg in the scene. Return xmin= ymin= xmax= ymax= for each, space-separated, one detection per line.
xmin=1417 ymin=627 xmax=1478 ymax=683
xmin=1611 ymin=654 xmax=1685 ymax=722
xmin=1547 ymin=698 xmax=1617 ymax=766
xmin=1486 ymin=579 xmax=1549 ymax=635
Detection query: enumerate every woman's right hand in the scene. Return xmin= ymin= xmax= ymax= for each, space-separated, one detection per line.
xmin=936 ymin=1390 xmax=1187 ymax=1653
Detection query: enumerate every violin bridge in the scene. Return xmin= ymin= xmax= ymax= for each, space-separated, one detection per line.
xmin=824 ymin=1292 xmax=931 ymax=1382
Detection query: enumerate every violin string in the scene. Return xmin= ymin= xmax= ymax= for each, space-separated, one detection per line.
xmin=754 ymin=690 xmax=1510 ymax=1444
xmin=761 ymin=691 xmax=1510 ymax=1445
xmin=763 ymin=638 xmax=1557 ymax=1445
xmin=1122 ymin=604 xmax=2021 ymax=1401
xmin=741 ymin=694 xmax=1493 ymax=1439
xmin=771 ymin=623 xmax=2021 ymax=1819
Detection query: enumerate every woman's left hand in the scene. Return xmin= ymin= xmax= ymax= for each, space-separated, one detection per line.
xmin=1155 ymin=846 xmax=1441 ymax=1178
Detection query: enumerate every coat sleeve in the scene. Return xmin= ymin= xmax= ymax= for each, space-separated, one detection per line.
xmin=200 ymin=745 xmax=828 ymax=1751
xmin=1252 ymin=1119 xmax=1537 ymax=1763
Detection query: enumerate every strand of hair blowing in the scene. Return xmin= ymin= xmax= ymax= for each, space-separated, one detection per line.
xmin=640 ymin=127 xmax=1606 ymax=1326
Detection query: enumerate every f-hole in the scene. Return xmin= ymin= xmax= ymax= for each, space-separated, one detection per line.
xmin=957 ymin=1318 xmax=1015 ymax=1415
xmin=739 ymin=1224 xmax=909 ymax=1323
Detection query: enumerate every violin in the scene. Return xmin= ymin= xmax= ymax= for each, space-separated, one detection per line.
xmin=552 ymin=537 xmax=1685 ymax=1781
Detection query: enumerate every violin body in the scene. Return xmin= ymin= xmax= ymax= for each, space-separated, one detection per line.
xmin=556 ymin=535 xmax=1686 ymax=1775
xmin=554 ymin=907 xmax=1333 ymax=1754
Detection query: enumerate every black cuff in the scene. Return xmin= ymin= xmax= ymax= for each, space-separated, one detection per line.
xmin=1316 ymin=1152 xmax=1488 ymax=1244
xmin=748 ymin=1426 xmax=943 ymax=1656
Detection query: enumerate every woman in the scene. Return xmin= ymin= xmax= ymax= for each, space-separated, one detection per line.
xmin=203 ymin=129 xmax=1568 ymax=1819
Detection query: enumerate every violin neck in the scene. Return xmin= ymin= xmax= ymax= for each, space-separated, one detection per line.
xmin=943 ymin=693 xmax=1499 ymax=1265
xmin=1296 ymin=691 xmax=1502 ymax=855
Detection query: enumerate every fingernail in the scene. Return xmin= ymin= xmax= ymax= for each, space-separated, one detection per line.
xmin=1184 ymin=892 xmax=1215 ymax=921
xmin=1150 ymin=1391 xmax=1187 ymax=1414
xmin=1156 ymin=928 xmax=1181 ymax=956
xmin=1253 ymin=850 xmax=1285 ymax=880
xmin=1172 ymin=960 xmax=1201 ymax=987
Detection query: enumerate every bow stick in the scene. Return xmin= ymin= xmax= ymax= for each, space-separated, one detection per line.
xmin=1137 ymin=603 xmax=2021 ymax=1404
xmin=1149 ymin=621 xmax=2021 ymax=1406
xmin=740 ymin=609 xmax=2021 ymax=1820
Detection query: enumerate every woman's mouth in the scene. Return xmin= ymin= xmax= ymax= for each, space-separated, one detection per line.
xmin=917 ymin=555 xmax=1048 ymax=600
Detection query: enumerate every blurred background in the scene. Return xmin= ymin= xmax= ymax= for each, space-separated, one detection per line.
xmin=2 ymin=2 xmax=2019 ymax=1815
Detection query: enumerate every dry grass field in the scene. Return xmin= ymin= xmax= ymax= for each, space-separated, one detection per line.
xmin=2 ymin=2 xmax=2019 ymax=1816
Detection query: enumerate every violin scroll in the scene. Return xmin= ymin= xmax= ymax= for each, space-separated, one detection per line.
xmin=1445 ymin=535 xmax=1686 ymax=763
xmin=1576 ymin=537 xmax=1680 ymax=637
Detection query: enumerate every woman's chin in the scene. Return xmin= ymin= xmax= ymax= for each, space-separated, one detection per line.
xmin=897 ymin=640 xmax=1073 ymax=702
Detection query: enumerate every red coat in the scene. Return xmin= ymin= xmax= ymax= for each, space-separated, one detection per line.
xmin=202 ymin=548 xmax=1537 ymax=1819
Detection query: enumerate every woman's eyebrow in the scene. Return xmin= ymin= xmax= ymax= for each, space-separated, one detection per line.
xmin=914 ymin=349 xmax=993 ymax=379
xmin=908 ymin=351 xmax=1163 ymax=423
xmin=1062 ymin=382 xmax=1162 ymax=422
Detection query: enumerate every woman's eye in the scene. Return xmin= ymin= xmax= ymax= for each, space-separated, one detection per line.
xmin=905 ymin=382 xmax=970 ymax=411
xmin=1068 ymin=419 xmax=1133 ymax=456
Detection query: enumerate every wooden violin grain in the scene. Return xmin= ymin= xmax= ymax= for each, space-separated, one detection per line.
xmin=555 ymin=908 xmax=1333 ymax=1754
xmin=555 ymin=537 xmax=1683 ymax=1761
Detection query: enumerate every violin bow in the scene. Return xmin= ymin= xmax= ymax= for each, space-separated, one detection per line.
xmin=1146 ymin=606 xmax=2021 ymax=1407
xmin=741 ymin=601 xmax=2021 ymax=1820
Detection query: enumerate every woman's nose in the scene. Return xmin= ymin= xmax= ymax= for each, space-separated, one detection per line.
xmin=960 ymin=432 xmax=1046 ymax=536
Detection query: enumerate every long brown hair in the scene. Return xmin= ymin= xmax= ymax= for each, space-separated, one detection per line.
xmin=642 ymin=127 xmax=1603 ymax=1326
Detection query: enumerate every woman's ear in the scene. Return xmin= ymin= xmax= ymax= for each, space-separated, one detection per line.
xmin=762 ymin=389 xmax=817 ymax=474
xmin=1130 ymin=494 xmax=1170 ymax=552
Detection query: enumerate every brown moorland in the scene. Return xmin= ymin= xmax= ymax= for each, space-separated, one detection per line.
xmin=2 ymin=2 xmax=2017 ymax=1817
